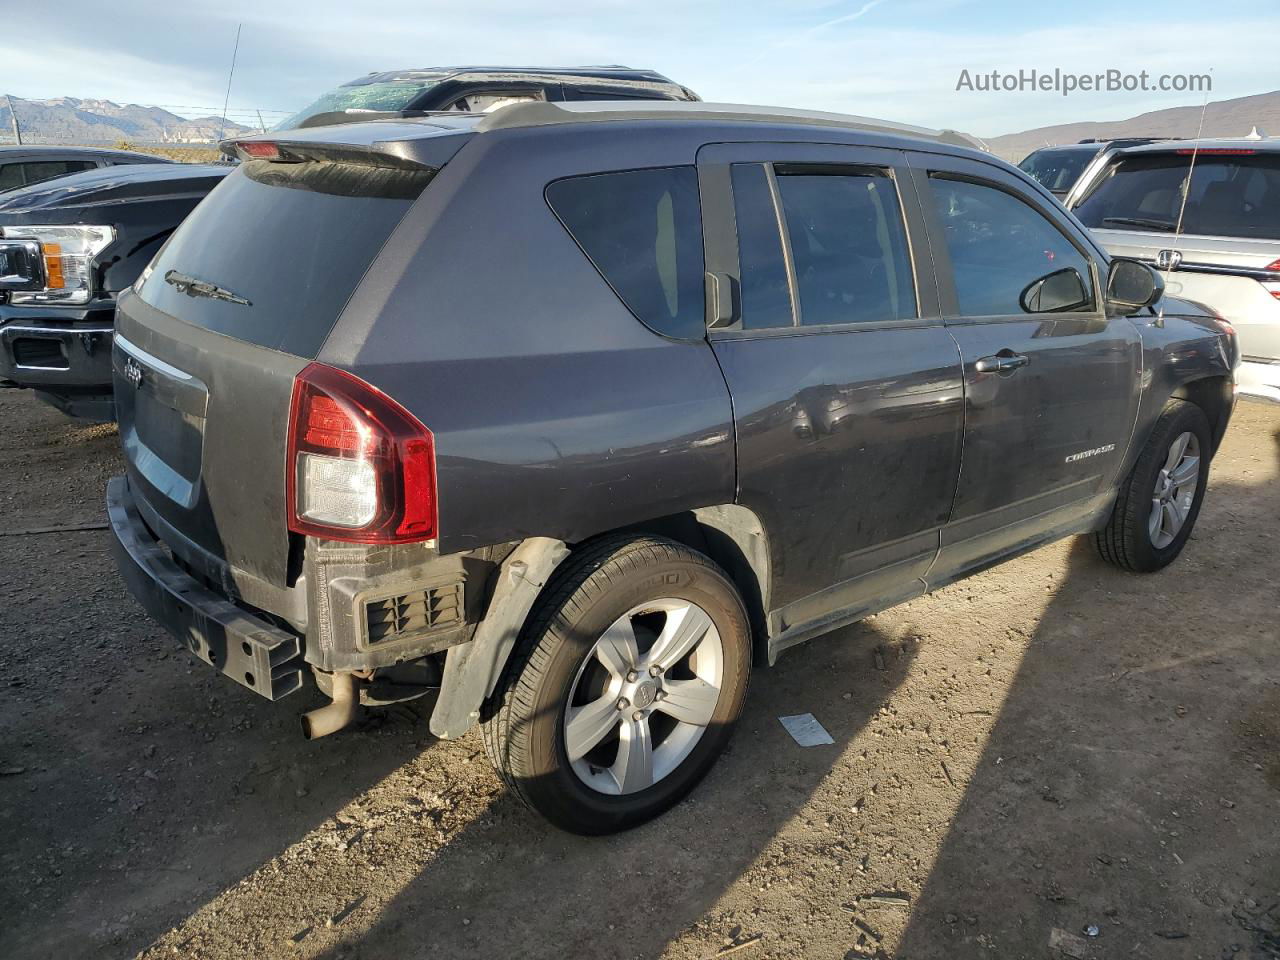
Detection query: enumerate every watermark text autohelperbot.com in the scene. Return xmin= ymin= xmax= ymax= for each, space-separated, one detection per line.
xmin=956 ymin=68 xmax=1212 ymax=96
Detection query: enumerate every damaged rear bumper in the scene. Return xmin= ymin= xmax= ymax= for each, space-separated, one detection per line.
xmin=107 ymin=475 xmax=306 ymax=701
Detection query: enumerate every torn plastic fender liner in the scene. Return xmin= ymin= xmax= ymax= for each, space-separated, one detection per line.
xmin=429 ymin=536 xmax=570 ymax=739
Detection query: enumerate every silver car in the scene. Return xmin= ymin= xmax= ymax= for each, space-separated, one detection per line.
xmin=1069 ymin=139 xmax=1280 ymax=403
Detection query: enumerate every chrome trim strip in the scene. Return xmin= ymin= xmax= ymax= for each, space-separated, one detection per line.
xmin=113 ymin=332 xmax=193 ymax=382
xmin=1139 ymin=259 xmax=1279 ymax=282
xmin=0 ymin=324 xmax=114 ymax=335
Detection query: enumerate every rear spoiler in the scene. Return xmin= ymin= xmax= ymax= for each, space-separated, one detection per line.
xmin=220 ymin=122 xmax=476 ymax=171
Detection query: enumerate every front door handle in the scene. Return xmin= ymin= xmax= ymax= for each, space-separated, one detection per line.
xmin=974 ymin=352 xmax=1029 ymax=374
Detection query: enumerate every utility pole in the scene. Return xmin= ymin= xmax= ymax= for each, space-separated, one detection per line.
xmin=256 ymin=109 xmax=266 ymax=134
xmin=4 ymin=94 xmax=22 ymax=145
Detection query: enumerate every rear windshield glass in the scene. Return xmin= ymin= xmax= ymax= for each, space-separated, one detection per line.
xmin=546 ymin=166 xmax=705 ymax=340
xmin=1074 ymin=152 xmax=1280 ymax=240
xmin=138 ymin=159 xmax=431 ymax=357
xmin=276 ymin=80 xmax=438 ymax=130
xmin=1017 ymin=147 xmax=1097 ymax=194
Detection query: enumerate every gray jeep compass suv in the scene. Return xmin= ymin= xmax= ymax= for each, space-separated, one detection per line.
xmin=106 ymin=102 xmax=1237 ymax=833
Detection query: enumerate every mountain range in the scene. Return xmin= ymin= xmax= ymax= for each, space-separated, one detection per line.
xmin=5 ymin=88 xmax=1278 ymax=158
xmin=983 ymin=90 xmax=1280 ymax=161
xmin=0 ymin=96 xmax=253 ymax=145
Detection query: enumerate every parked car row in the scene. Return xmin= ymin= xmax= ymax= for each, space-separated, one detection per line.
xmin=0 ymin=80 xmax=1246 ymax=833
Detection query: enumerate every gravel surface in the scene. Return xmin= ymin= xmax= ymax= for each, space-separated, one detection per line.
xmin=1 ymin=388 xmax=1277 ymax=960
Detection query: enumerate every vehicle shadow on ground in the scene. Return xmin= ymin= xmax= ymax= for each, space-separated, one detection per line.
xmin=303 ymin=620 xmax=918 ymax=960
xmin=893 ymin=465 xmax=1280 ymax=957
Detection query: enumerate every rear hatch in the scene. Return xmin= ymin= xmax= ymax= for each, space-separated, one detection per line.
xmin=1073 ymin=147 xmax=1280 ymax=361
xmin=114 ymin=126 xmax=471 ymax=592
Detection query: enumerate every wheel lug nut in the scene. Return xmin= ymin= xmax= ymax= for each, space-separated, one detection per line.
xmin=625 ymin=670 xmax=639 ymax=683
xmin=616 ymin=697 xmax=630 ymax=710
xmin=631 ymin=710 xmax=644 ymax=722
xmin=655 ymin=690 xmax=666 ymax=701
xmin=649 ymin=665 xmax=662 ymax=677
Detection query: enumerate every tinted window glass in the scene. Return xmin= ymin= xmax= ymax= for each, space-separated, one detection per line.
xmin=775 ymin=170 xmax=915 ymax=326
xmin=138 ymin=159 xmax=432 ymax=357
xmin=930 ymin=176 xmax=1094 ymax=317
xmin=547 ymin=166 xmax=705 ymax=339
xmin=1073 ymin=152 xmax=1280 ymax=240
xmin=1017 ymin=147 xmax=1097 ymax=193
xmin=18 ymin=160 xmax=97 ymax=187
xmin=730 ymin=164 xmax=793 ymax=329
xmin=276 ymin=79 xmax=440 ymax=130
xmin=0 ymin=164 xmax=21 ymax=191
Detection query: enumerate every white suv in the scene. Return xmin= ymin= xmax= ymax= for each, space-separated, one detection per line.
xmin=1069 ymin=139 xmax=1280 ymax=404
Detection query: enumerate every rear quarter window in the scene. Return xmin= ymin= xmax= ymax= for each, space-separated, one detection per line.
xmin=546 ymin=166 xmax=706 ymax=340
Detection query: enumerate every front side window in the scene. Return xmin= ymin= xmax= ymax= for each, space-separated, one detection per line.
xmin=443 ymin=91 xmax=545 ymax=113
xmin=546 ymin=166 xmax=705 ymax=340
xmin=930 ymin=176 xmax=1094 ymax=317
xmin=774 ymin=169 xmax=917 ymax=327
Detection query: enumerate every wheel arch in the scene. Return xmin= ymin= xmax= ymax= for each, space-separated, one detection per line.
xmin=1169 ymin=375 xmax=1233 ymax=455
xmin=608 ymin=505 xmax=772 ymax=665
xmin=429 ymin=505 xmax=773 ymax=740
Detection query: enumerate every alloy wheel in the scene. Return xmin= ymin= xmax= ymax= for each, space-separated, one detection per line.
xmin=563 ymin=599 xmax=723 ymax=795
xmin=1149 ymin=431 xmax=1200 ymax=549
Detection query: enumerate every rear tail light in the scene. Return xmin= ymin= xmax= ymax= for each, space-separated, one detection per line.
xmin=234 ymin=141 xmax=283 ymax=161
xmin=286 ymin=363 xmax=436 ymax=544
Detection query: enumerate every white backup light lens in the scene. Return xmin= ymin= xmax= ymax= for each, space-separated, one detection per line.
xmin=296 ymin=452 xmax=378 ymax=528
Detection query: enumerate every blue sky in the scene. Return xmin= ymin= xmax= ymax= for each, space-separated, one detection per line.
xmin=2 ymin=0 xmax=1275 ymax=136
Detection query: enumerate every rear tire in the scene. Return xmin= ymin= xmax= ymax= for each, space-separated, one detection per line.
xmin=1096 ymin=399 xmax=1211 ymax=573
xmin=481 ymin=535 xmax=751 ymax=835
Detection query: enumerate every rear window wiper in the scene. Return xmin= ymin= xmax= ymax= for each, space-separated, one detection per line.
xmin=1100 ymin=216 xmax=1178 ymax=232
xmin=164 ymin=270 xmax=252 ymax=306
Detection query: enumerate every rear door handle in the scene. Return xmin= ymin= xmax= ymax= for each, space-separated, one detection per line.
xmin=974 ymin=352 xmax=1029 ymax=374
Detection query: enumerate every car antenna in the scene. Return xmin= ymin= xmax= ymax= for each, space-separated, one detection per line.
xmin=1158 ymin=78 xmax=1212 ymax=325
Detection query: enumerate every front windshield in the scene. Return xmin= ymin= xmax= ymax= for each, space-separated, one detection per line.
xmin=1017 ymin=148 xmax=1096 ymax=194
xmin=276 ymin=79 xmax=439 ymax=130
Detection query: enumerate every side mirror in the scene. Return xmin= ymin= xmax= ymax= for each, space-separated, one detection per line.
xmin=1106 ymin=258 xmax=1163 ymax=314
xmin=1019 ymin=267 xmax=1090 ymax=313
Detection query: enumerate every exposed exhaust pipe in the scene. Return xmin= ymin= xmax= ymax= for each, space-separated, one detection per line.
xmin=301 ymin=671 xmax=359 ymax=740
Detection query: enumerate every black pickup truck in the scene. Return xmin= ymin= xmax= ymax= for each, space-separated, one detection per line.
xmin=0 ymin=163 xmax=230 ymax=419
xmin=0 ymin=66 xmax=697 ymax=419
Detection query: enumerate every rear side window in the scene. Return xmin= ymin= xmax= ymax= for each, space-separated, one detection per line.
xmin=0 ymin=164 xmax=20 ymax=190
xmin=930 ymin=176 xmax=1094 ymax=317
xmin=18 ymin=160 xmax=97 ymax=187
xmin=774 ymin=169 xmax=916 ymax=326
xmin=730 ymin=164 xmax=794 ymax=329
xmin=1074 ymin=152 xmax=1280 ymax=240
xmin=138 ymin=159 xmax=432 ymax=357
xmin=546 ymin=166 xmax=705 ymax=340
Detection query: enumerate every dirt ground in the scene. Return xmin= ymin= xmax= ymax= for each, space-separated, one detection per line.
xmin=1 ymin=388 xmax=1277 ymax=960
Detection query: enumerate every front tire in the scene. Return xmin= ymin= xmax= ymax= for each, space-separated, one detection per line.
xmin=1096 ymin=399 xmax=1212 ymax=572
xmin=481 ymin=535 xmax=751 ymax=834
